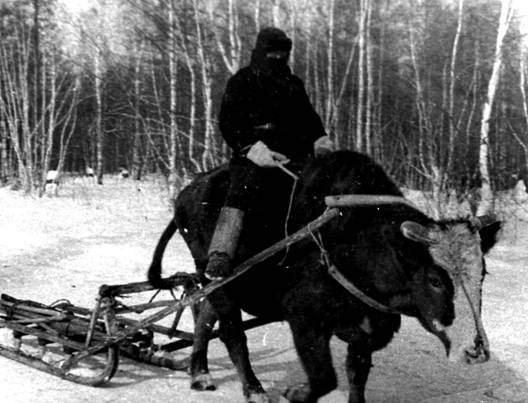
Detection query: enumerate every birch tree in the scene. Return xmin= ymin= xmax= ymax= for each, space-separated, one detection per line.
xmin=94 ymin=45 xmax=104 ymax=185
xmin=356 ymin=0 xmax=367 ymax=151
xmin=168 ymin=0 xmax=179 ymax=196
xmin=324 ymin=0 xmax=335 ymax=130
xmin=209 ymin=0 xmax=241 ymax=76
xmin=192 ymin=0 xmax=216 ymax=170
xmin=131 ymin=40 xmax=145 ymax=180
xmin=175 ymin=11 xmax=201 ymax=173
xmin=364 ymin=0 xmax=373 ymax=155
xmin=445 ymin=0 xmax=464 ymax=180
xmin=477 ymin=0 xmax=513 ymax=215
xmin=512 ymin=48 xmax=528 ymax=183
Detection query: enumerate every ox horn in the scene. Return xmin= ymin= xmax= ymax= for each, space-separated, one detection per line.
xmin=400 ymin=221 xmax=438 ymax=245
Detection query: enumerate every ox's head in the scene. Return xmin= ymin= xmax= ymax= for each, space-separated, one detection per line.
xmin=400 ymin=216 xmax=501 ymax=364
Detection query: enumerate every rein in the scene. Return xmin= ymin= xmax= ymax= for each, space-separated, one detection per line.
xmin=308 ymin=227 xmax=402 ymax=315
xmin=311 ymin=194 xmax=417 ymax=315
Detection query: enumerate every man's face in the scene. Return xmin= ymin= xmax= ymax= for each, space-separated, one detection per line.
xmin=266 ymin=50 xmax=289 ymax=60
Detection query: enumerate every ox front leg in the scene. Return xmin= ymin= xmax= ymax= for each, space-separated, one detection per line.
xmin=209 ymin=290 xmax=269 ymax=403
xmin=189 ymin=298 xmax=217 ymax=391
xmin=284 ymin=321 xmax=336 ymax=403
xmin=345 ymin=343 xmax=372 ymax=403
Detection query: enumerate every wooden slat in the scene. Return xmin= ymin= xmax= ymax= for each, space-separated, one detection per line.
xmin=324 ymin=194 xmax=416 ymax=208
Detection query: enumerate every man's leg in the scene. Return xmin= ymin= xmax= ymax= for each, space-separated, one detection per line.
xmin=205 ymin=158 xmax=261 ymax=280
xmin=204 ymin=206 xmax=244 ymax=280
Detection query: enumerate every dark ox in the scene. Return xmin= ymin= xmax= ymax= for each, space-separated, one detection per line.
xmin=148 ymin=150 xmax=501 ymax=403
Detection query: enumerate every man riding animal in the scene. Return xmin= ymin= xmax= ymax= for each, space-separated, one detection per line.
xmin=148 ymin=150 xmax=501 ymax=403
xmin=205 ymin=27 xmax=334 ymax=281
xmin=148 ymin=26 xmax=502 ymax=403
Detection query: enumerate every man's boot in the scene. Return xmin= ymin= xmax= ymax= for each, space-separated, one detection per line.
xmin=205 ymin=207 xmax=244 ymax=280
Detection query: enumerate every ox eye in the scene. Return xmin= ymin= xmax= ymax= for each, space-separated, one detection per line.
xmin=428 ymin=276 xmax=442 ymax=289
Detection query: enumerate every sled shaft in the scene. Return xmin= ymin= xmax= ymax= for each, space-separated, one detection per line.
xmin=66 ymin=208 xmax=340 ymax=366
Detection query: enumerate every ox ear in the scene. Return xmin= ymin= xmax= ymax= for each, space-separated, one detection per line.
xmin=400 ymin=221 xmax=436 ymax=245
xmin=476 ymin=217 xmax=502 ymax=254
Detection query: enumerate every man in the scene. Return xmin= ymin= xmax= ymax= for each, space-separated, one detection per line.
xmin=205 ymin=27 xmax=333 ymax=280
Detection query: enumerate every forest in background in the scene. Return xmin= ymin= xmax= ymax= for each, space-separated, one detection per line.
xmin=0 ymin=0 xmax=527 ymax=215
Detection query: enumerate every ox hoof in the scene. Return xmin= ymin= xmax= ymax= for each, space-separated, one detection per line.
xmin=247 ymin=391 xmax=271 ymax=403
xmin=283 ymin=383 xmax=312 ymax=402
xmin=190 ymin=372 xmax=216 ymax=391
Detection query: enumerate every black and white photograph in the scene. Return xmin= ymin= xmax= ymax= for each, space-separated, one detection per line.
xmin=0 ymin=0 xmax=527 ymax=401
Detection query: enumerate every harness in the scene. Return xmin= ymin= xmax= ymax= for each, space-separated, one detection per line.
xmin=230 ymin=194 xmax=417 ymax=315
xmin=308 ymin=228 xmax=401 ymax=315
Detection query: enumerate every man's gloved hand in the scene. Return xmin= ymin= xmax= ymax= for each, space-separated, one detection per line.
xmin=314 ymin=135 xmax=335 ymax=156
xmin=247 ymin=140 xmax=289 ymax=167
xmin=254 ymin=122 xmax=276 ymax=133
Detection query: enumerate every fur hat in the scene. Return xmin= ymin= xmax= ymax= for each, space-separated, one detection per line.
xmin=254 ymin=27 xmax=292 ymax=53
xmin=250 ymin=27 xmax=292 ymax=76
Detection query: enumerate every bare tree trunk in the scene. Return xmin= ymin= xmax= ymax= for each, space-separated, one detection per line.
xmin=304 ymin=17 xmax=312 ymax=94
xmin=512 ymin=49 xmax=528 ymax=183
xmin=254 ymin=0 xmax=261 ymax=32
xmin=0 ymin=120 xmax=8 ymax=184
xmin=313 ymin=43 xmax=323 ymax=113
xmin=33 ymin=0 xmax=42 ymax=186
xmin=272 ymin=0 xmax=280 ymax=26
xmin=95 ymin=48 xmax=104 ymax=185
xmin=132 ymin=40 xmax=144 ymax=181
xmin=193 ymin=0 xmax=215 ymax=170
xmin=324 ymin=0 xmax=335 ymax=130
xmin=373 ymin=2 xmax=387 ymax=161
xmin=21 ymin=33 xmax=34 ymax=193
xmin=176 ymin=14 xmax=201 ymax=172
xmin=209 ymin=0 xmax=241 ymax=75
xmin=146 ymin=52 xmax=170 ymax=174
xmin=288 ymin=1 xmax=298 ymax=71
xmin=0 ymin=46 xmax=25 ymax=187
xmin=168 ymin=0 xmax=179 ymax=196
xmin=464 ymin=44 xmax=480 ymax=192
xmin=445 ymin=0 xmax=464 ymax=186
xmin=55 ymin=76 xmax=80 ymax=178
xmin=38 ymin=51 xmax=57 ymax=197
xmin=365 ymin=0 xmax=373 ymax=155
xmin=356 ymin=0 xmax=367 ymax=151
xmin=477 ymin=0 xmax=513 ymax=215
xmin=330 ymin=33 xmax=357 ymax=148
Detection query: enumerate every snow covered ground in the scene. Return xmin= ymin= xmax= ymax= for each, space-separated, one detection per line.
xmin=0 ymin=176 xmax=527 ymax=402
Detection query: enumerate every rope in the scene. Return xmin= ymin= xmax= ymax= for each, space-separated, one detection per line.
xmin=276 ymin=162 xmax=299 ymax=265
xmin=459 ymin=280 xmax=489 ymax=352
xmin=308 ymin=227 xmax=333 ymax=267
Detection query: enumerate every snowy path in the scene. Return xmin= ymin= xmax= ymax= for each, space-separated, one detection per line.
xmin=0 ymin=182 xmax=527 ymax=402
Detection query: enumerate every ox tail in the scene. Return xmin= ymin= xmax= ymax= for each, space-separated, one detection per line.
xmin=148 ymin=219 xmax=178 ymax=289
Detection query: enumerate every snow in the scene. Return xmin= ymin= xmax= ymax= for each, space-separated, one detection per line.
xmin=0 ymin=176 xmax=528 ymax=402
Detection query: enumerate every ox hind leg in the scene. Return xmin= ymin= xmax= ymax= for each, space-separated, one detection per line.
xmin=189 ymin=297 xmax=217 ymax=391
xmin=188 ymin=258 xmax=217 ymax=391
xmin=208 ymin=288 xmax=269 ymax=403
